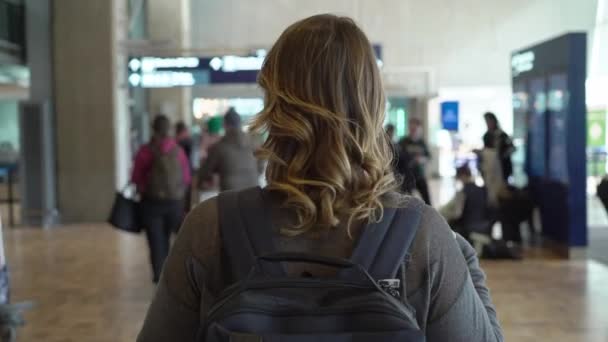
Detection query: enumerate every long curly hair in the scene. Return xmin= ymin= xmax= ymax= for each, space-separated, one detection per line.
xmin=250 ymin=14 xmax=399 ymax=236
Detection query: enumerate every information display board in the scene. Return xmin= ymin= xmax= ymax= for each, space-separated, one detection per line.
xmin=511 ymin=33 xmax=587 ymax=249
xmin=127 ymin=45 xmax=383 ymax=88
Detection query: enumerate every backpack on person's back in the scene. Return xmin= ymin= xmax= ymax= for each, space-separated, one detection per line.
xmin=199 ymin=187 xmax=425 ymax=342
xmin=145 ymin=144 xmax=185 ymax=200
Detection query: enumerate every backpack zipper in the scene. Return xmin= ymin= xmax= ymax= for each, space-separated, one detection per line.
xmin=207 ymin=280 xmax=375 ymax=318
xmin=207 ymin=306 xmax=413 ymax=329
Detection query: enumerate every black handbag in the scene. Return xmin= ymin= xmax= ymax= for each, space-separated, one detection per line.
xmin=108 ymin=187 xmax=141 ymax=233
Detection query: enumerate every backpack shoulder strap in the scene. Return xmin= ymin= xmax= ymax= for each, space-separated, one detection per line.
xmin=347 ymin=198 xmax=424 ymax=280
xmin=218 ymin=187 xmax=284 ymax=282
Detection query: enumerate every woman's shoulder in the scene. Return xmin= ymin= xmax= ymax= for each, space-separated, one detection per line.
xmin=188 ymin=195 xmax=219 ymax=218
xmin=383 ymin=193 xmax=456 ymax=255
xmin=414 ymin=203 xmax=459 ymax=250
xmin=389 ymin=196 xmax=463 ymax=263
xmin=181 ymin=188 xmax=265 ymax=256
xmin=179 ymin=196 xmax=221 ymax=261
xmin=383 ymin=192 xmax=425 ymax=210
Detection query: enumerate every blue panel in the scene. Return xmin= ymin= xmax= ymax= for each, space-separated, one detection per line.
xmin=440 ymin=101 xmax=459 ymax=131
xmin=547 ymin=73 xmax=569 ymax=183
xmin=567 ymin=34 xmax=588 ymax=247
xmin=528 ymin=78 xmax=546 ymax=178
xmin=511 ymin=33 xmax=587 ymax=248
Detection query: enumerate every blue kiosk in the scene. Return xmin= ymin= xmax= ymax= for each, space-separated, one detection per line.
xmin=511 ymin=33 xmax=587 ymax=256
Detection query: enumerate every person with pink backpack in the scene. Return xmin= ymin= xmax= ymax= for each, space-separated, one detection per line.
xmin=131 ymin=115 xmax=191 ymax=283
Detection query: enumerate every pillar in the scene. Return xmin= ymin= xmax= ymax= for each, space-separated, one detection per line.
xmin=409 ymin=97 xmax=438 ymax=178
xmin=146 ymin=0 xmax=192 ymax=126
xmin=53 ymin=0 xmax=129 ymax=222
xmin=21 ymin=0 xmax=58 ymax=227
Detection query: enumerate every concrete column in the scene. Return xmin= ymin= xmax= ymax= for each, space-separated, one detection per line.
xmin=146 ymin=0 xmax=192 ymax=126
xmin=21 ymin=0 xmax=58 ymax=227
xmin=53 ymin=0 xmax=129 ymax=222
xmin=409 ymin=97 xmax=438 ymax=178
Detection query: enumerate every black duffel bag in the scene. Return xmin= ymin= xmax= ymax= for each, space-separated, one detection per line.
xmin=108 ymin=187 xmax=141 ymax=234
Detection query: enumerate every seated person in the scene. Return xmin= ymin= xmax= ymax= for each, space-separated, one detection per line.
xmin=497 ymin=185 xmax=536 ymax=244
xmin=440 ymin=165 xmax=490 ymax=242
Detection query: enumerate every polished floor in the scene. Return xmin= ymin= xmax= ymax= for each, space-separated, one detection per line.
xmin=3 ymin=225 xmax=608 ymax=342
xmin=4 ymin=226 xmax=155 ymax=342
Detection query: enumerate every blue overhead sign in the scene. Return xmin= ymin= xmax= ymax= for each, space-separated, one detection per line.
xmin=440 ymin=101 xmax=459 ymax=131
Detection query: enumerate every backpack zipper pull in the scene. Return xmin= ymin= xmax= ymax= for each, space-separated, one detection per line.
xmin=378 ymin=279 xmax=401 ymax=299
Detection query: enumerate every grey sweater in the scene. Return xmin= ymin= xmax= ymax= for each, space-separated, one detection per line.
xmin=198 ymin=130 xmax=262 ymax=191
xmin=137 ymin=194 xmax=503 ymax=342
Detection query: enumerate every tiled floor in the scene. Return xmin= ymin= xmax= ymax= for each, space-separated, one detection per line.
xmin=0 ymin=182 xmax=20 ymax=227
xmin=4 ymin=226 xmax=155 ymax=342
xmin=1 ymin=179 xmax=608 ymax=340
xmin=2 ymin=225 xmax=608 ymax=341
xmin=485 ymin=259 xmax=608 ymax=342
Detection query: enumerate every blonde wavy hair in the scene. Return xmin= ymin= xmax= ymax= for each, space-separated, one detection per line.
xmin=250 ymin=14 xmax=399 ymax=236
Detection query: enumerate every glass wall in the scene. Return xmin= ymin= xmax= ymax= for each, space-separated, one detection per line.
xmin=386 ymin=97 xmax=409 ymax=141
xmin=0 ymin=100 xmax=19 ymax=151
xmin=192 ymin=97 xmax=264 ymax=133
xmin=0 ymin=0 xmax=25 ymax=53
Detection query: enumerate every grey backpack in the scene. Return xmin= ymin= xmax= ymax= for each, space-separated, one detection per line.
xmin=201 ymin=187 xmax=425 ymax=342
xmin=145 ymin=144 xmax=184 ymax=200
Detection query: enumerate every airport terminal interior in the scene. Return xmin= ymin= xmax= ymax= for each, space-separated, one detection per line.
xmin=1 ymin=0 xmax=608 ymax=341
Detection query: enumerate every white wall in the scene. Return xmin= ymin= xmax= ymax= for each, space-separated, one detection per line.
xmin=147 ymin=0 xmax=193 ymax=125
xmin=588 ymin=0 xmax=608 ymax=108
xmin=190 ymin=0 xmax=598 ymax=88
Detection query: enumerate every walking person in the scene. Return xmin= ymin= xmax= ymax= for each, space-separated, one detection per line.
xmin=198 ymin=108 xmax=263 ymax=191
xmin=483 ymin=112 xmax=514 ymax=183
xmin=131 ymin=115 xmax=191 ymax=283
xmin=139 ymin=14 xmax=502 ymax=342
xmin=399 ymin=118 xmax=432 ymax=205
xmin=175 ymin=121 xmax=193 ymax=165
xmin=175 ymin=121 xmax=194 ymax=213
xmin=385 ymin=123 xmax=396 ymax=143
xmin=195 ymin=117 xmax=223 ymax=203
xmin=387 ymin=123 xmax=414 ymax=192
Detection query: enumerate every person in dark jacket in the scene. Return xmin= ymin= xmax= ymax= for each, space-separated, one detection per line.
xmin=387 ymin=123 xmax=416 ymax=195
xmin=175 ymin=121 xmax=194 ymax=213
xmin=385 ymin=123 xmax=396 ymax=143
xmin=398 ymin=118 xmax=432 ymax=205
xmin=440 ymin=165 xmax=489 ymax=240
xmin=198 ymin=108 xmax=263 ymax=191
xmin=483 ymin=112 xmax=514 ymax=183
xmin=175 ymin=121 xmax=193 ymax=165
xmin=386 ymin=123 xmax=400 ymax=173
